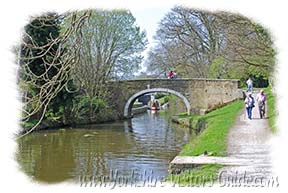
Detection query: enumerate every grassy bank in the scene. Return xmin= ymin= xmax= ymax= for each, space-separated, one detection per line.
xmin=168 ymin=100 xmax=243 ymax=185
xmin=264 ymin=86 xmax=277 ymax=133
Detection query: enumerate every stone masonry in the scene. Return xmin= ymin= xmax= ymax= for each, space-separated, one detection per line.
xmin=107 ymin=78 xmax=242 ymax=119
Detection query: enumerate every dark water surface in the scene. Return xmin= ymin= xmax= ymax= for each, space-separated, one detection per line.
xmin=17 ymin=112 xmax=191 ymax=184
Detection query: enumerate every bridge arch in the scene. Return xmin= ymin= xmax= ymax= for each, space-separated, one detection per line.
xmin=124 ymin=88 xmax=191 ymax=118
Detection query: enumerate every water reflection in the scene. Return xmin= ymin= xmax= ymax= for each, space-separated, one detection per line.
xmin=17 ymin=112 xmax=191 ymax=183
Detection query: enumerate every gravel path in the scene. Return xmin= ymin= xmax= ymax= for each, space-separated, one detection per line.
xmin=218 ymin=95 xmax=274 ymax=187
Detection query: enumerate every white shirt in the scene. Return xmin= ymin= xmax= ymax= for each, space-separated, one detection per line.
xmin=244 ymin=96 xmax=254 ymax=108
xmin=246 ymin=79 xmax=253 ymax=86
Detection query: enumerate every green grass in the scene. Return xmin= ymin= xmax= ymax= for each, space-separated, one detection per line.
xmin=167 ymin=164 xmax=222 ymax=187
xmin=167 ymin=100 xmax=243 ymax=185
xmin=132 ymin=101 xmax=143 ymax=107
xmin=157 ymin=95 xmax=168 ymax=104
xmin=180 ymin=100 xmax=243 ymax=157
xmin=264 ymin=86 xmax=277 ymax=133
xmin=157 ymin=95 xmax=173 ymax=105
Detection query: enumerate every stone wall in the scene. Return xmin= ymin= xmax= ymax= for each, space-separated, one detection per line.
xmin=202 ymin=79 xmax=242 ymax=113
xmin=108 ymin=78 xmax=242 ymax=118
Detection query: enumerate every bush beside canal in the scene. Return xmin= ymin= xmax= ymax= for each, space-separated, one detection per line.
xmin=20 ymin=96 xmax=118 ymax=133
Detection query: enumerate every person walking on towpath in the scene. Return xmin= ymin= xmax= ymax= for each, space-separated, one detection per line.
xmin=244 ymin=92 xmax=255 ymax=120
xmin=219 ymin=92 xmax=272 ymax=184
xmin=256 ymin=89 xmax=266 ymax=119
xmin=246 ymin=77 xmax=253 ymax=92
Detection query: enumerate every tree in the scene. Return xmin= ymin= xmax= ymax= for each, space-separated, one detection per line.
xmin=146 ymin=6 xmax=275 ymax=85
xmin=214 ymin=13 xmax=275 ymax=84
xmin=64 ymin=10 xmax=147 ymax=99
xmin=18 ymin=11 xmax=92 ymax=136
xmin=146 ymin=7 xmax=222 ymax=78
xmin=20 ymin=13 xmax=78 ymax=126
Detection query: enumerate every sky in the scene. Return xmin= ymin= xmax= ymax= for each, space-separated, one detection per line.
xmin=132 ymin=9 xmax=170 ymax=47
xmin=131 ymin=7 xmax=172 ymax=46
xmin=1 ymin=0 xmax=288 ymax=192
xmin=131 ymin=6 xmax=173 ymax=73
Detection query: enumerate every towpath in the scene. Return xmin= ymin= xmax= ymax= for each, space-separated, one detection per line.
xmin=218 ymin=94 xmax=273 ymax=186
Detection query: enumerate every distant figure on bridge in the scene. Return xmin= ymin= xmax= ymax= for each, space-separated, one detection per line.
xmin=256 ymin=89 xmax=266 ymax=119
xmin=173 ymin=72 xmax=177 ymax=79
xmin=246 ymin=77 xmax=253 ymax=92
xmin=244 ymin=92 xmax=255 ymax=120
xmin=168 ymin=70 xmax=177 ymax=79
xmin=168 ymin=70 xmax=174 ymax=79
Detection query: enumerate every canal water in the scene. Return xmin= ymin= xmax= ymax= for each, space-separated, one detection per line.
xmin=16 ymin=111 xmax=192 ymax=184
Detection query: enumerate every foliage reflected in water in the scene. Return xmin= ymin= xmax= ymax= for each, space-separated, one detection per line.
xmin=16 ymin=112 xmax=192 ymax=183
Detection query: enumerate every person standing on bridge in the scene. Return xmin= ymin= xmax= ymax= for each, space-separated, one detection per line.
xmin=173 ymin=71 xmax=177 ymax=79
xmin=168 ymin=70 xmax=174 ymax=79
xmin=244 ymin=92 xmax=255 ymax=120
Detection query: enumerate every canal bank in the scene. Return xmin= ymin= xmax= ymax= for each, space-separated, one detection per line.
xmin=17 ymin=98 xmax=244 ymax=184
xmin=167 ymin=100 xmax=244 ymax=185
xmin=19 ymin=94 xmax=174 ymax=135
xmin=17 ymin=89 xmax=275 ymax=185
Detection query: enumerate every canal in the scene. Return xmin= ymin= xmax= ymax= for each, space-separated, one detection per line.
xmin=16 ymin=111 xmax=192 ymax=184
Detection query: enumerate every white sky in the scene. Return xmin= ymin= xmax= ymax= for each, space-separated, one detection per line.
xmin=0 ymin=0 xmax=288 ymax=192
xmin=131 ymin=6 xmax=174 ymax=73
xmin=131 ymin=6 xmax=172 ymax=46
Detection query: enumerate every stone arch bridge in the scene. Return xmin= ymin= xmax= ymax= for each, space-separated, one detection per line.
xmin=107 ymin=79 xmax=242 ymax=119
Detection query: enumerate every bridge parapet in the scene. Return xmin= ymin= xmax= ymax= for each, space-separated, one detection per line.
xmin=107 ymin=78 xmax=242 ymax=119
